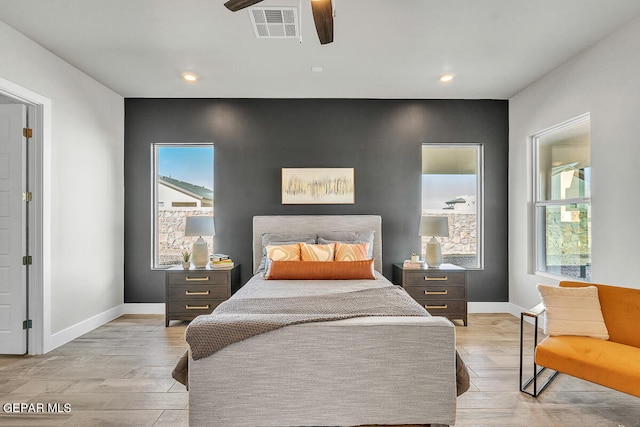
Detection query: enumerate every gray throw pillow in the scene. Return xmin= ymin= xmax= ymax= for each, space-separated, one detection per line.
xmin=257 ymin=233 xmax=317 ymax=272
xmin=317 ymin=230 xmax=375 ymax=259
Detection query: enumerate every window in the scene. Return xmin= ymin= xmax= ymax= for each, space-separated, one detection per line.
xmin=152 ymin=144 xmax=214 ymax=268
xmin=421 ymin=144 xmax=483 ymax=268
xmin=534 ymin=114 xmax=591 ymax=280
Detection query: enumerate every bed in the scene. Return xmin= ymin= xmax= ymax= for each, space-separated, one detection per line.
xmin=185 ymin=215 xmax=462 ymax=427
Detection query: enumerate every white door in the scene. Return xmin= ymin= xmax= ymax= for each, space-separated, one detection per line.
xmin=0 ymin=104 xmax=27 ymax=354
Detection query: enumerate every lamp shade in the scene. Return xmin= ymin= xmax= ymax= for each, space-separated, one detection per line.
xmin=185 ymin=216 xmax=215 ymax=237
xmin=419 ymin=216 xmax=449 ymax=237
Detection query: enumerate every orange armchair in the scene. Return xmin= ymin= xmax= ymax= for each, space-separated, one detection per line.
xmin=520 ymin=281 xmax=640 ymax=397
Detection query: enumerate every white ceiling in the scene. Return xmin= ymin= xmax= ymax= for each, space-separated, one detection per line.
xmin=1 ymin=0 xmax=640 ymax=99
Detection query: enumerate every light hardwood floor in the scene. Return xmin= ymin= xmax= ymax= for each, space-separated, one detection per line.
xmin=1 ymin=314 xmax=638 ymax=426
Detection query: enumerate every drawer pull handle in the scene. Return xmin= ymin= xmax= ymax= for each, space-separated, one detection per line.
xmin=424 ymin=276 xmax=447 ymax=281
xmin=186 ymin=304 xmax=210 ymax=310
xmin=425 ymin=290 xmax=448 ymax=295
xmin=185 ymin=290 xmax=210 ymax=296
xmin=186 ymin=276 xmax=209 ymax=282
xmin=425 ymin=304 xmax=448 ymax=309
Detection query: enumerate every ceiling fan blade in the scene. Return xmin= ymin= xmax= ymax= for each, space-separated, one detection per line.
xmin=224 ymin=0 xmax=263 ymax=12
xmin=310 ymin=0 xmax=334 ymax=44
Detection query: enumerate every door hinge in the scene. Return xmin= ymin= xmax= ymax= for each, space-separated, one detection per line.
xmin=23 ymin=127 xmax=33 ymax=138
xmin=22 ymin=256 xmax=32 ymax=265
xmin=22 ymin=192 xmax=33 ymax=202
xmin=23 ymin=319 xmax=33 ymax=330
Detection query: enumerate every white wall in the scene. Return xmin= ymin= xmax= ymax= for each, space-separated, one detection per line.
xmin=509 ymin=16 xmax=640 ymax=309
xmin=0 ymin=21 xmax=124 ymax=345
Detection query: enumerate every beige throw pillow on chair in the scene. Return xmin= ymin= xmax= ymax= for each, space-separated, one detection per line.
xmin=536 ymin=284 xmax=609 ymax=340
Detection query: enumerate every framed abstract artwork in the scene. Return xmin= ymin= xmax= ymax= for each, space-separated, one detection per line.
xmin=281 ymin=168 xmax=354 ymax=204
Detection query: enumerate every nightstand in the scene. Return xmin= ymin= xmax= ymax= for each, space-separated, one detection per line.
xmin=393 ymin=263 xmax=467 ymax=326
xmin=165 ymin=264 xmax=240 ymax=326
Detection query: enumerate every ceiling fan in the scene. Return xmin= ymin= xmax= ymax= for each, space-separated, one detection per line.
xmin=224 ymin=0 xmax=334 ymax=44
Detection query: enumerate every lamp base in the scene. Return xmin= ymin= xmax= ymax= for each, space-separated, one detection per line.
xmin=425 ymin=237 xmax=443 ymax=268
xmin=191 ymin=237 xmax=209 ymax=268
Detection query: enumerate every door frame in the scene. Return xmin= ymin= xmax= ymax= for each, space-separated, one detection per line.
xmin=0 ymin=77 xmax=51 ymax=355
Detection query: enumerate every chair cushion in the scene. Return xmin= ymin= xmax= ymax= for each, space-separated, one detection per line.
xmin=536 ymin=336 xmax=640 ymax=398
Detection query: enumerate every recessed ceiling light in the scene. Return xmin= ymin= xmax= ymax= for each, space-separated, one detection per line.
xmin=181 ymin=72 xmax=199 ymax=82
xmin=438 ymin=73 xmax=455 ymax=83
xmin=311 ymin=66 xmax=324 ymax=73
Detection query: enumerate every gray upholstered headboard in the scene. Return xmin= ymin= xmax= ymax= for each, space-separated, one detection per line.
xmin=253 ymin=215 xmax=382 ymax=274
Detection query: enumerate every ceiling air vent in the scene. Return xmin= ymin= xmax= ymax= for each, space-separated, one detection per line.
xmin=249 ymin=7 xmax=299 ymax=39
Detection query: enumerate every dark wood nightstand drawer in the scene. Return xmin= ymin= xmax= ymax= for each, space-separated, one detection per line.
xmin=167 ymin=270 xmax=231 ymax=286
xmin=402 ymin=271 xmax=466 ymax=286
xmin=167 ymin=284 xmax=229 ymax=300
xmin=419 ymin=300 xmax=467 ymax=316
xmin=393 ymin=263 xmax=467 ymax=326
xmin=166 ymin=299 xmax=225 ymax=317
xmin=165 ymin=265 xmax=240 ymax=326
xmin=404 ymin=285 xmax=466 ymax=301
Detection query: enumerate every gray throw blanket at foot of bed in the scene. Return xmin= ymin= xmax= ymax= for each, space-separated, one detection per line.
xmin=172 ymin=285 xmax=470 ymax=395
xmin=187 ymin=285 xmax=428 ymax=360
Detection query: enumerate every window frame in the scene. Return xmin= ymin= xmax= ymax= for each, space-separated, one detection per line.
xmin=532 ymin=113 xmax=591 ymax=280
xmin=421 ymin=143 xmax=484 ymax=270
xmin=150 ymin=142 xmax=214 ymax=270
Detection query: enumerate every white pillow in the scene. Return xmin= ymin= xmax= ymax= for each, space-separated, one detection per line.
xmin=536 ymin=284 xmax=609 ymax=340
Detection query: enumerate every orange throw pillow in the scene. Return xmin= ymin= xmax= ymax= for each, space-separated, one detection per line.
xmin=334 ymin=242 xmax=370 ymax=261
xmin=266 ymin=243 xmax=301 ymax=261
xmin=300 ymin=243 xmax=335 ymax=261
xmin=265 ymin=260 xmax=375 ymax=280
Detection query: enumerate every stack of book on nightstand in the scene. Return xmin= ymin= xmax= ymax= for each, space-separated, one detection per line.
xmin=210 ymin=253 xmax=234 ymax=269
xmin=403 ymin=259 xmax=426 ymax=269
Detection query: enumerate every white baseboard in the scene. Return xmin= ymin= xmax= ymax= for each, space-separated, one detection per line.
xmin=509 ymin=302 xmax=545 ymax=325
xmin=47 ymin=304 xmax=124 ymax=352
xmin=468 ymin=302 xmax=510 ymax=313
xmin=122 ymin=303 xmax=165 ymax=314
xmin=509 ymin=302 xmax=526 ymax=318
xmin=45 ymin=303 xmax=165 ymax=353
xmin=43 ymin=301 xmax=526 ymax=354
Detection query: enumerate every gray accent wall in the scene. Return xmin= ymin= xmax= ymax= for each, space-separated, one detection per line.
xmin=124 ymin=99 xmax=508 ymax=303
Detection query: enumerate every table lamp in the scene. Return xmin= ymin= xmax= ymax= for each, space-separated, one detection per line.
xmin=185 ymin=216 xmax=215 ymax=268
xmin=419 ymin=216 xmax=449 ymax=268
